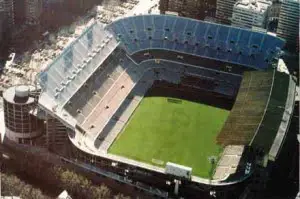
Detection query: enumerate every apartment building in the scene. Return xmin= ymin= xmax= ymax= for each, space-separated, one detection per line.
xmin=231 ymin=0 xmax=272 ymax=29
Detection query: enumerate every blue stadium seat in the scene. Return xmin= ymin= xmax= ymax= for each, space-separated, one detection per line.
xmin=173 ymin=18 xmax=188 ymax=36
xmin=136 ymin=31 xmax=149 ymax=50
xmin=163 ymin=32 xmax=175 ymax=50
xmin=153 ymin=15 xmax=165 ymax=30
xmin=194 ymin=21 xmax=209 ymax=42
xmin=217 ymin=26 xmax=229 ymax=43
xmin=164 ymin=16 xmax=176 ymax=32
xmin=133 ymin=16 xmax=145 ymax=31
xmin=152 ymin=31 xmax=164 ymax=48
xmin=107 ymin=15 xmax=285 ymax=70
xmin=143 ymin=15 xmax=154 ymax=32
xmin=185 ymin=20 xmax=198 ymax=37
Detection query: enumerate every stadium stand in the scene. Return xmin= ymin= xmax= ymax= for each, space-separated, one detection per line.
xmin=64 ymin=48 xmax=130 ymax=123
xmin=154 ymin=60 xmax=242 ymax=96
xmin=38 ymin=22 xmax=118 ymax=108
xmin=217 ymin=70 xmax=296 ymax=162
xmin=131 ymin=49 xmax=248 ymax=75
xmin=107 ymin=15 xmax=285 ymax=70
xmin=251 ymin=71 xmax=296 ymax=160
xmin=181 ymin=75 xmax=216 ymax=91
xmin=217 ymin=70 xmax=274 ymax=146
xmin=95 ymin=70 xmax=155 ymax=151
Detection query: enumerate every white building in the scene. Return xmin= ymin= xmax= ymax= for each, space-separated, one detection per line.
xmin=231 ymin=0 xmax=272 ymax=29
xmin=276 ymin=0 xmax=300 ymax=47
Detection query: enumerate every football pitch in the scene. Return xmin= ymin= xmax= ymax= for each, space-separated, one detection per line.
xmin=108 ymin=96 xmax=229 ymax=178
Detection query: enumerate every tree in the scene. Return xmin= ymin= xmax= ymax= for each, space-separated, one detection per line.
xmin=114 ymin=193 xmax=131 ymax=199
xmin=90 ymin=184 xmax=112 ymax=199
xmin=1 ymin=172 xmax=51 ymax=199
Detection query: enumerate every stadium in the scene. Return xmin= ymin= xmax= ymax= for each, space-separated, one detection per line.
xmin=2 ymin=15 xmax=297 ymax=197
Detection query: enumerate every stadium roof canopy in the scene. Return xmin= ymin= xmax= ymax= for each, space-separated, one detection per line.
xmin=107 ymin=15 xmax=285 ymax=70
xmin=38 ymin=22 xmax=119 ymax=115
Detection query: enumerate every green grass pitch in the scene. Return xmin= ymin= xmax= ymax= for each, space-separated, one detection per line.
xmin=108 ymin=97 xmax=229 ymax=178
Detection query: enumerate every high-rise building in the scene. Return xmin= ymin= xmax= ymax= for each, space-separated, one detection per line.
xmin=0 ymin=0 xmax=15 ymax=28
xmin=268 ymin=0 xmax=281 ymax=19
xmin=276 ymin=0 xmax=299 ymax=48
xmin=14 ymin=0 xmax=26 ymax=25
xmin=25 ymin=0 xmax=42 ymax=25
xmin=231 ymin=0 xmax=272 ymax=29
xmin=0 ymin=0 xmax=5 ymax=43
xmin=216 ymin=0 xmax=237 ymax=24
xmin=159 ymin=0 xmax=216 ymax=20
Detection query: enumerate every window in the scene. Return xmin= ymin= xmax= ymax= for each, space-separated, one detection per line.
xmin=208 ymin=35 xmax=213 ymax=39
xmin=148 ymin=36 xmax=152 ymax=40
xmin=147 ymin=27 xmax=152 ymax=31
xmin=230 ymin=40 xmax=235 ymax=44
xmin=165 ymin=28 xmax=170 ymax=31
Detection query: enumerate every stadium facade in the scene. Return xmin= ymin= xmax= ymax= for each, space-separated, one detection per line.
xmin=1 ymin=15 xmax=297 ymax=197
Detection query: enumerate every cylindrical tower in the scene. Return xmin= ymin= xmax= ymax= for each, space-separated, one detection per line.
xmin=3 ymin=85 xmax=43 ymax=144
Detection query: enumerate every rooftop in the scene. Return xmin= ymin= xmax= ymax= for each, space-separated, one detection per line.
xmin=3 ymin=85 xmax=35 ymax=105
xmin=235 ymin=0 xmax=272 ymax=13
